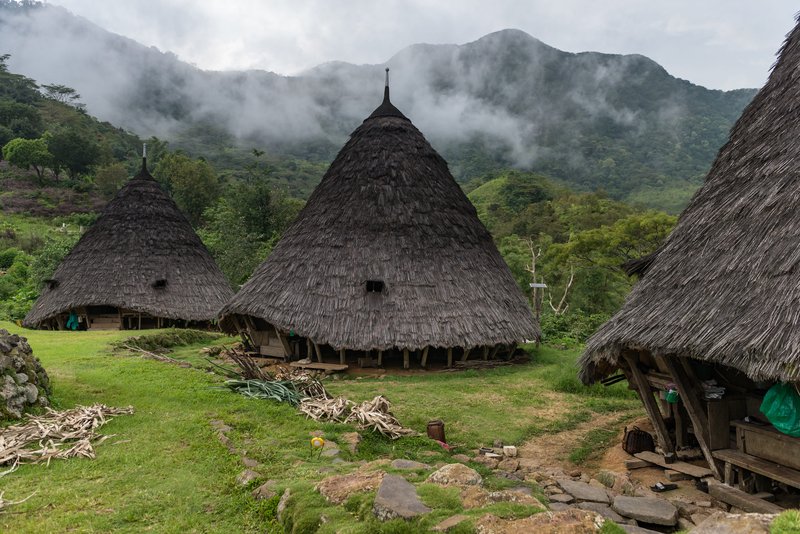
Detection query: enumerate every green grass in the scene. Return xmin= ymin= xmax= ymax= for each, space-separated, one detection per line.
xmin=0 ymin=324 xmax=642 ymax=533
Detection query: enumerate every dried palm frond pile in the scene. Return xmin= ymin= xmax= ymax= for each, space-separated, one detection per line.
xmin=0 ymin=404 xmax=134 ymax=477
xmin=298 ymin=395 xmax=416 ymax=439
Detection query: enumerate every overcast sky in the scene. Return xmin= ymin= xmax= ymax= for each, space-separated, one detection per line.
xmin=48 ymin=0 xmax=798 ymax=90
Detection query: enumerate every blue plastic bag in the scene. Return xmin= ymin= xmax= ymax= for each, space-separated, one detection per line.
xmin=760 ymin=383 xmax=800 ymax=437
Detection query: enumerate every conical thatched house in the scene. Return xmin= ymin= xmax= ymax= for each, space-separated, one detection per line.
xmin=580 ymin=21 xmax=800 ymax=495
xmin=220 ymin=72 xmax=536 ymax=368
xmin=24 ymin=156 xmax=233 ymax=330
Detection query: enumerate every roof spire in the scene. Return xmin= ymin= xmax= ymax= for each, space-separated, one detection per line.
xmin=366 ymin=66 xmax=408 ymax=121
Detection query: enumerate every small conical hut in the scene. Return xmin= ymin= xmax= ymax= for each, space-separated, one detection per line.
xmin=220 ymin=71 xmax=537 ymax=368
xmin=580 ymin=20 xmax=800 ymax=492
xmin=24 ymin=155 xmax=233 ymax=330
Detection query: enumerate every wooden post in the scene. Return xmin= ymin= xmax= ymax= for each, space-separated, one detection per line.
xmin=657 ymin=355 xmax=722 ymax=479
xmin=138 ymin=313 xmax=142 ymax=330
xmin=377 ymin=350 xmax=383 ymax=367
xmin=622 ymin=352 xmax=675 ymax=454
xmin=421 ymin=346 xmax=429 ymax=368
xmin=482 ymin=346 xmax=489 ymax=360
xmin=313 ymin=340 xmax=322 ymax=363
xmin=447 ymin=347 xmax=453 ymax=368
xmin=276 ymin=331 xmax=292 ymax=359
xmin=403 ymin=348 xmax=410 ymax=369
xmin=489 ymin=345 xmax=501 ymax=360
xmin=339 ymin=348 xmax=346 ymax=365
xmin=306 ymin=338 xmax=312 ymax=359
xmin=461 ymin=347 xmax=472 ymax=362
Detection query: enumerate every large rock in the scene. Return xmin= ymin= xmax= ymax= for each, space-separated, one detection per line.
xmin=317 ymin=469 xmax=385 ymax=504
xmin=391 ymin=459 xmax=431 ymax=470
xmin=557 ymin=479 xmax=611 ymax=504
xmin=690 ymin=511 xmax=776 ymax=534
xmin=373 ymin=474 xmax=431 ymax=521
xmin=575 ymin=502 xmax=630 ymax=524
xmin=612 ymin=495 xmax=678 ymax=526
xmin=427 ymin=463 xmax=482 ymax=487
xmin=0 ymin=329 xmax=50 ymax=419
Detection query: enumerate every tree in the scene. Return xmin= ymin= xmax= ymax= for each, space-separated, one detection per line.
xmin=2 ymin=137 xmax=52 ymax=183
xmin=154 ymin=152 xmax=221 ymax=226
xmin=41 ymin=84 xmax=81 ymax=105
xmin=94 ymin=162 xmax=128 ymax=199
xmin=47 ymin=130 xmax=100 ymax=180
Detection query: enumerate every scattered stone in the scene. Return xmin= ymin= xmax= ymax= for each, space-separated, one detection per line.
xmin=472 ymin=456 xmax=499 ymax=469
xmin=476 ymin=509 xmax=604 ymax=534
xmin=677 ymin=517 xmax=694 ymax=530
xmin=497 ymin=458 xmax=520 ymax=472
xmin=493 ymin=439 xmax=504 ymax=448
xmin=461 ymin=486 xmax=491 ymax=509
xmin=691 ymin=513 xmax=710 ymax=525
xmin=517 ymin=458 xmax=540 ymax=473
xmin=671 ymin=498 xmax=700 ymax=518
xmin=567 ymin=469 xmax=582 ymax=478
xmin=487 ymin=490 xmax=545 ymax=509
xmin=216 ymin=432 xmax=236 ymax=453
xmin=236 ymin=469 xmax=261 ymax=486
xmin=618 ymin=525 xmax=662 ymax=534
xmin=427 ymin=464 xmax=482 ymax=487
xmin=494 ymin=470 xmax=524 ymax=482
xmin=341 ymin=432 xmax=361 ymax=454
xmin=242 ymin=457 xmax=260 ymax=469
xmin=251 ymin=480 xmax=278 ymax=500
xmin=502 ymin=445 xmax=517 ymax=457
xmin=277 ymin=488 xmax=291 ymax=522
xmin=373 ymin=474 xmax=431 ymax=521
xmin=451 ymin=453 xmax=470 ymax=463
xmin=548 ymin=493 xmax=575 ymax=504
xmin=317 ymin=470 xmax=385 ymax=504
xmin=508 ymin=486 xmax=533 ymax=496
xmin=391 ymin=459 xmax=431 ymax=470
xmin=485 ymin=452 xmax=503 ymax=459
xmin=574 ymin=502 xmax=629 ymax=524
xmin=664 ymin=469 xmax=691 ymax=481
xmin=0 ymin=329 xmax=50 ymax=419
xmin=612 ymin=495 xmax=678 ymax=526
xmin=691 ymin=511 xmax=776 ymax=534
xmin=557 ymin=480 xmax=611 ymax=504
xmin=548 ymin=502 xmax=571 ymax=511
xmin=320 ymin=440 xmax=340 ymax=457
xmin=432 ymin=514 xmax=470 ymax=532
xmin=209 ymin=419 xmax=232 ymax=433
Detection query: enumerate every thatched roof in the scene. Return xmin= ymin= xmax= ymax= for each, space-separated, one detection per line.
xmin=580 ymin=20 xmax=800 ymax=384
xmin=24 ymin=160 xmax=233 ymax=326
xmin=220 ymin=83 xmax=536 ymax=350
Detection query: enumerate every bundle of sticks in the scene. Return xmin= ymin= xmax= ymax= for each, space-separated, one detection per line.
xmin=298 ymin=395 xmax=416 ymax=439
xmin=0 ymin=404 xmax=134 ymax=477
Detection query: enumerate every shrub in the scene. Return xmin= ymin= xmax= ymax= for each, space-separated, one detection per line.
xmin=540 ymin=311 xmax=610 ymax=348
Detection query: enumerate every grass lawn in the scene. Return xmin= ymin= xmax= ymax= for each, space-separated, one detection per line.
xmin=0 ymin=322 xmax=641 ymax=533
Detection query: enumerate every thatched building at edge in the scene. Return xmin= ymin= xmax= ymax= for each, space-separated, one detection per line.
xmin=219 ymin=72 xmax=537 ymax=369
xmin=24 ymin=155 xmax=234 ymax=331
xmin=580 ymin=20 xmax=800 ymax=499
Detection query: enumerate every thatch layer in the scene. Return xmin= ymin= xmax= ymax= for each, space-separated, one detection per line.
xmin=580 ymin=20 xmax=800 ymax=384
xmin=220 ymin=102 xmax=536 ymax=350
xmin=24 ymin=164 xmax=233 ymax=325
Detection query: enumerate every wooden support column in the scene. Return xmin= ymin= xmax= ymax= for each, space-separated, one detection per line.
xmin=377 ymin=350 xmax=383 ymax=367
xmin=339 ymin=348 xmax=346 ymax=365
xmin=489 ymin=345 xmax=501 ymax=360
xmin=403 ymin=348 xmax=410 ymax=369
xmin=461 ymin=347 xmax=472 ymax=362
xmin=623 ymin=352 xmax=675 ymax=454
xmin=421 ymin=346 xmax=429 ymax=368
xmin=138 ymin=313 xmax=142 ymax=330
xmin=312 ymin=341 xmax=322 ymax=363
xmin=447 ymin=347 xmax=453 ymax=368
xmin=482 ymin=346 xmax=489 ymax=360
xmin=306 ymin=338 xmax=312 ymax=359
xmin=276 ymin=331 xmax=292 ymax=359
xmin=657 ymin=355 xmax=722 ymax=480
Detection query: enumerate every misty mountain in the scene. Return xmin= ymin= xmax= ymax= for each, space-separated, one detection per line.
xmin=0 ymin=1 xmax=756 ymax=207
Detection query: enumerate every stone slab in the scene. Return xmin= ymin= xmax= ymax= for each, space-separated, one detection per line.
xmin=373 ymin=474 xmax=431 ymax=521
xmin=612 ymin=495 xmax=678 ymax=526
xmin=557 ymin=479 xmax=611 ymax=504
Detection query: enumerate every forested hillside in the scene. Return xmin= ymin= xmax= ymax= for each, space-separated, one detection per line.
xmin=0 ymin=1 xmax=756 ymax=210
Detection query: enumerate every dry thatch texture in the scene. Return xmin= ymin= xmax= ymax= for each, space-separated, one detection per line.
xmin=221 ymin=94 xmax=537 ymax=351
xmin=24 ymin=162 xmax=233 ymax=326
xmin=580 ymin=20 xmax=800 ymax=384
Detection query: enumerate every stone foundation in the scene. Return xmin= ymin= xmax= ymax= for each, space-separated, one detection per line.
xmin=0 ymin=329 xmax=50 ymax=419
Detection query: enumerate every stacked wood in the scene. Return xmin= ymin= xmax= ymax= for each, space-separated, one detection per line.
xmin=0 ymin=404 xmax=134 ymax=476
xmin=298 ymin=395 xmax=416 ymax=440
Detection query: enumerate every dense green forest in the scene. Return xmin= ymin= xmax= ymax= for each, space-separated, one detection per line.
xmin=0 ymin=56 xmax=676 ymax=344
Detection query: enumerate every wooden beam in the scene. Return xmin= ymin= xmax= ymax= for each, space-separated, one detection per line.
xmin=658 ymin=355 xmax=721 ymax=479
xmin=623 ymin=353 xmax=675 ymax=454
xmin=275 ymin=330 xmax=292 ymax=359
xmin=421 ymin=346 xmax=429 ymax=368
xmin=634 ymin=450 xmax=712 ymax=478
xmin=461 ymin=347 xmax=472 ymax=362
xmin=447 ymin=347 xmax=453 ymax=368
xmin=339 ymin=348 xmax=346 ymax=365
xmin=312 ymin=340 xmax=322 ymax=363
xmin=708 ymin=480 xmax=784 ymax=514
xmin=403 ymin=348 xmax=410 ymax=369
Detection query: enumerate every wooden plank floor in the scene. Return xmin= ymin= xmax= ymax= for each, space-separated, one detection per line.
xmin=712 ymin=448 xmax=800 ymax=489
xmin=708 ymin=480 xmax=784 ymax=514
xmin=634 ymin=450 xmax=713 ymax=478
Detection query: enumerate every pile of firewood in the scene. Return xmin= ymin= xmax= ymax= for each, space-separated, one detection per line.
xmin=298 ymin=395 xmax=416 ymax=439
xmin=0 ymin=404 xmax=134 ymax=476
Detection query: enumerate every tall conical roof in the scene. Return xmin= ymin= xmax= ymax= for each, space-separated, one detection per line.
xmin=220 ymin=82 xmax=536 ymax=350
xmin=580 ymin=19 xmax=800 ymax=384
xmin=24 ymin=158 xmax=233 ymax=326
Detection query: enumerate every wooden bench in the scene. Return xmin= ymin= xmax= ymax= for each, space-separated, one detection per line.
xmin=712 ymin=448 xmax=800 ymax=490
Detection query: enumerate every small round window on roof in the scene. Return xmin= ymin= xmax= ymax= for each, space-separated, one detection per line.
xmin=366 ymin=280 xmax=384 ymax=293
